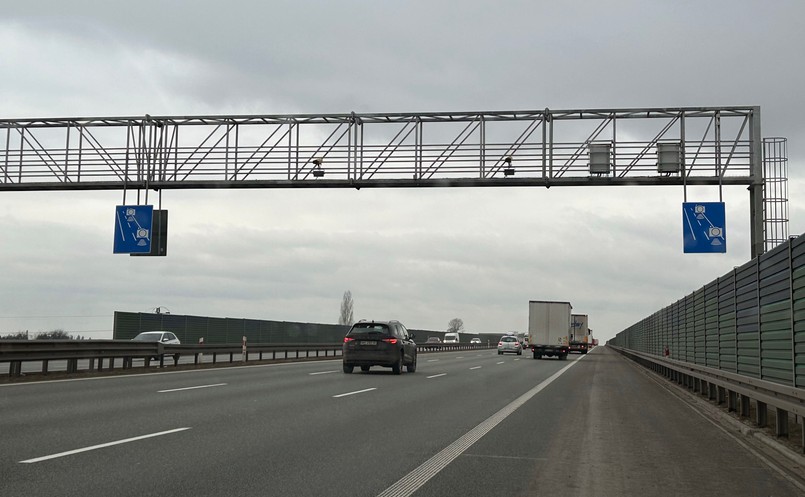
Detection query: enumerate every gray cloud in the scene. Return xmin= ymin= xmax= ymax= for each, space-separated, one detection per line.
xmin=1 ymin=1 xmax=804 ymax=342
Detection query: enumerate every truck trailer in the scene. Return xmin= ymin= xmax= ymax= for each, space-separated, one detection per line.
xmin=569 ymin=314 xmax=589 ymax=354
xmin=528 ymin=300 xmax=572 ymax=360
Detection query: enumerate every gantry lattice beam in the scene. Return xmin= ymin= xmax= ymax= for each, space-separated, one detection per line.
xmin=1 ymin=106 xmax=766 ymax=255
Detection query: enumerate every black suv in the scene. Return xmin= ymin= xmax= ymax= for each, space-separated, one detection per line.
xmin=342 ymin=320 xmax=417 ymax=374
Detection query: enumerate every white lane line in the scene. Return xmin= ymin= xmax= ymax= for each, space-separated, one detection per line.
xmin=309 ymin=370 xmax=339 ymax=376
xmin=514 ymin=358 xmax=520 ymax=361
xmin=158 ymin=383 xmax=227 ymax=393
xmin=476 ymin=355 xmax=483 ymax=357
xmin=333 ymin=388 xmax=377 ymax=398
xmin=456 ymin=357 xmax=464 ymax=359
xmin=376 ymin=355 xmax=586 ymax=497
xmin=496 ymin=361 xmax=505 ymax=365
xmin=427 ymin=359 xmax=439 ymax=362
xmin=19 ymin=427 xmax=191 ymax=464
xmin=427 ymin=373 xmax=447 ymax=379
xmin=469 ymin=366 xmax=482 ymax=370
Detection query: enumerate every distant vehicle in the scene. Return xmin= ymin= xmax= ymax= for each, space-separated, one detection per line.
xmin=443 ymin=332 xmax=460 ymax=344
xmin=342 ymin=320 xmax=417 ymax=374
xmin=131 ymin=331 xmax=180 ymax=362
xmin=497 ymin=335 xmax=522 ymax=355
xmin=426 ymin=336 xmax=441 ymax=344
xmin=470 ymin=337 xmax=481 ymax=344
xmin=131 ymin=331 xmax=181 ymax=344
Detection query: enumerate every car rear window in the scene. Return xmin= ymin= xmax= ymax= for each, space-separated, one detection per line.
xmin=501 ymin=336 xmax=517 ymax=342
xmin=347 ymin=323 xmax=389 ymax=336
xmin=133 ymin=333 xmax=162 ymax=342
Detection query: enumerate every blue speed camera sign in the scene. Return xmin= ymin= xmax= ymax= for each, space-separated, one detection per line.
xmin=113 ymin=205 xmax=153 ymax=254
xmin=682 ymin=202 xmax=726 ymax=253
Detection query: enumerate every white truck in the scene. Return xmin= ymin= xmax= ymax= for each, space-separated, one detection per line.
xmin=528 ymin=300 xmax=572 ymax=360
xmin=569 ymin=314 xmax=590 ymax=354
xmin=443 ymin=332 xmax=460 ymax=344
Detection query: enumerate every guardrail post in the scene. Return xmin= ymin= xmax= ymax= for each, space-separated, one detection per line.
xmin=42 ymin=359 xmax=49 ymax=374
xmin=728 ymin=390 xmax=738 ymax=412
xmin=717 ymin=386 xmax=726 ymax=405
xmin=10 ymin=361 xmax=22 ymax=377
xmin=775 ymin=408 xmax=789 ymax=438
xmin=739 ymin=394 xmax=750 ymax=418
xmin=708 ymin=383 xmax=716 ymax=401
xmin=89 ymin=358 xmax=95 ymax=371
xmin=757 ymin=401 xmax=768 ymax=427
xmin=67 ymin=359 xmax=78 ymax=373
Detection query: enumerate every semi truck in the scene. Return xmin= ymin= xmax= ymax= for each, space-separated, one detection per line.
xmin=528 ymin=300 xmax=572 ymax=360
xmin=569 ymin=313 xmax=589 ymax=354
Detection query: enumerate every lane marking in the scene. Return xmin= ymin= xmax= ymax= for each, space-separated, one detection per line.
xmin=427 ymin=373 xmax=447 ymax=379
xmin=377 ymin=355 xmax=586 ymax=497
xmin=309 ymin=370 xmax=339 ymax=376
xmin=469 ymin=366 xmax=482 ymax=370
xmin=158 ymin=383 xmax=227 ymax=393
xmin=333 ymin=388 xmax=376 ymax=398
xmin=496 ymin=361 xmax=505 ymax=365
xmin=476 ymin=355 xmax=483 ymax=357
xmin=456 ymin=357 xmax=464 ymax=359
xmin=514 ymin=358 xmax=520 ymax=361
xmin=427 ymin=359 xmax=439 ymax=362
xmin=19 ymin=427 xmax=191 ymax=464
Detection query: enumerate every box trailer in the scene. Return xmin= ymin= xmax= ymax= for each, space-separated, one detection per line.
xmin=528 ymin=301 xmax=572 ymax=360
xmin=569 ymin=314 xmax=590 ymax=354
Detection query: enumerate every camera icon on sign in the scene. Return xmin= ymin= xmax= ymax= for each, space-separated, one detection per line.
xmin=709 ymin=226 xmax=722 ymax=238
xmin=136 ymin=228 xmax=149 ymax=239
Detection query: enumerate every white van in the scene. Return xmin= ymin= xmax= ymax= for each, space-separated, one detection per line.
xmin=443 ymin=332 xmax=459 ymax=344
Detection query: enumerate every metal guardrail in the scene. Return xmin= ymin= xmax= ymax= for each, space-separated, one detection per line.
xmin=610 ymin=345 xmax=805 ymax=453
xmin=0 ymin=340 xmax=495 ymax=377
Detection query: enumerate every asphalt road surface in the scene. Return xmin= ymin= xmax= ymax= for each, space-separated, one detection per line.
xmin=1 ymin=347 xmax=801 ymax=497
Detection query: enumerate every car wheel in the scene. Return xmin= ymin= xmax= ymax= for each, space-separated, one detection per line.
xmin=343 ymin=363 xmax=354 ymax=373
xmin=406 ymin=354 xmax=417 ymax=373
xmin=392 ymin=352 xmax=402 ymax=375
xmin=360 ymin=365 xmax=370 ymax=372
xmin=498 ymin=351 xmax=502 ymax=355
xmin=533 ymin=352 xmax=541 ymax=359
xmin=517 ymin=350 xmax=522 ymax=356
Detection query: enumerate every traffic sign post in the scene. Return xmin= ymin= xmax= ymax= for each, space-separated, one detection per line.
xmin=682 ymin=202 xmax=726 ymax=253
xmin=113 ymin=205 xmax=154 ymax=254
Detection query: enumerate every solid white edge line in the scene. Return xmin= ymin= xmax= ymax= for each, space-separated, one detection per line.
xmin=426 ymin=373 xmax=447 ymax=379
xmin=333 ymin=387 xmax=377 ymax=398
xmin=376 ymin=355 xmax=586 ymax=497
xmin=19 ymin=427 xmax=191 ymax=464
xmin=158 ymin=383 xmax=227 ymax=393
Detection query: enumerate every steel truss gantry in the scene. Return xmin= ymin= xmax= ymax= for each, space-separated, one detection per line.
xmin=1 ymin=106 xmax=767 ymax=255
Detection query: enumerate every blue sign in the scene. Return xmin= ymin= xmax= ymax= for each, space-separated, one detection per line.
xmin=683 ymin=202 xmax=726 ymax=253
xmin=113 ymin=205 xmax=153 ymax=254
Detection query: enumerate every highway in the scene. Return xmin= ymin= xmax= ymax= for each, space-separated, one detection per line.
xmin=1 ymin=347 xmax=802 ymax=497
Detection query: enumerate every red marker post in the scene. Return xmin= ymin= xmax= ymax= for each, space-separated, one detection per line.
xmin=242 ymin=335 xmax=247 ymax=362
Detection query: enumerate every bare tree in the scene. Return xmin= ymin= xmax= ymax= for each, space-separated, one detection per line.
xmin=447 ymin=318 xmax=464 ymax=333
xmin=338 ymin=290 xmax=355 ymax=326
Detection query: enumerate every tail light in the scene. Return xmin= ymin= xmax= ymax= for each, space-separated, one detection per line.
xmin=382 ymin=338 xmax=398 ymax=344
xmin=498 ymin=342 xmax=503 ymax=346
xmin=344 ymin=337 xmax=355 ymax=343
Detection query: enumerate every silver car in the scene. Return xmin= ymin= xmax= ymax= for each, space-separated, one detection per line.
xmin=497 ymin=335 xmax=522 ymax=355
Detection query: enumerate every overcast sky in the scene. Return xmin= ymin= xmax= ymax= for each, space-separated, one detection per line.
xmin=2 ymin=1 xmax=804 ymax=343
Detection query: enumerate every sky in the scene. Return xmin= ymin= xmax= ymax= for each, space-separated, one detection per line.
xmin=1 ymin=1 xmax=804 ymax=343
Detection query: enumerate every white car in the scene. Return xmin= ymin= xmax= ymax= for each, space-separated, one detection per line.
xmin=470 ymin=337 xmax=481 ymax=344
xmin=131 ymin=331 xmax=181 ymax=362
xmin=131 ymin=331 xmax=181 ymax=344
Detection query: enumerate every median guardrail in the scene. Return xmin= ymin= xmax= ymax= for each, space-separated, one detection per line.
xmin=0 ymin=340 xmax=495 ymax=378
